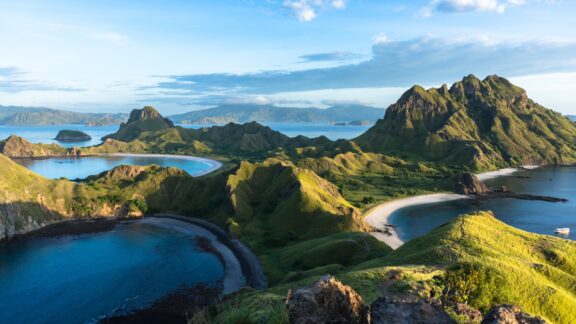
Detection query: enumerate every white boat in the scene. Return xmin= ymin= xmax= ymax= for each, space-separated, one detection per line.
xmin=555 ymin=228 xmax=570 ymax=234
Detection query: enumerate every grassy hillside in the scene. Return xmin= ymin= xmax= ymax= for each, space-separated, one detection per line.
xmin=168 ymin=104 xmax=384 ymax=125
xmin=356 ymin=75 xmax=576 ymax=170
xmin=210 ymin=212 xmax=576 ymax=323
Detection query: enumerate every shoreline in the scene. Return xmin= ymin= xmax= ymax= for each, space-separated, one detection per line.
xmin=365 ymin=166 xmax=541 ymax=249
xmin=3 ymin=214 xmax=266 ymax=294
xmin=102 ymin=153 xmax=224 ymax=177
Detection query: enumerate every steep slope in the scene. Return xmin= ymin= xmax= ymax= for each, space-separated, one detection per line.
xmin=102 ymin=106 xmax=175 ymax=142
xmin=382 ymin=212 xmax=576 ymax=322
xmin=168 ymin=104 xmax=385 ymax=124
xmin=356 ymin=75 xmax=576 ymax=170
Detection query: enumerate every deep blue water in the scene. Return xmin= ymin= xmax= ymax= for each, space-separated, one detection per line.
xmin=14 ymin=155 xmax=219 ymax=179
xmin=391 ymin=167 xmax=576 ymax=241
xmin=0 ymin=123 xmax=370 ymax=148
xmin=0 ymin=221 xmax=224 ymax=324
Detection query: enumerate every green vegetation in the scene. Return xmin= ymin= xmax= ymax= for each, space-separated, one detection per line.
xmin=207 ymin=212 xmax=576 ymax=323
xmin=356 ymin=75 xmax=576 ymax=170
xmin=102 ymin=106 xmax=175 ymax=142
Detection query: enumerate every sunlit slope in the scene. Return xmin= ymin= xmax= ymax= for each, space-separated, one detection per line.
xmin=356 ymin=75 xmax=576 ymax=170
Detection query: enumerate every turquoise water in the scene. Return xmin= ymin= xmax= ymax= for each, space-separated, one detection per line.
xmin=0 ymin=221 xmax=224 ymax=324
xmin=14 ymin=155 xmax=219 ymax=179
xmin=391 ymin=167 xmax=576 ymax=241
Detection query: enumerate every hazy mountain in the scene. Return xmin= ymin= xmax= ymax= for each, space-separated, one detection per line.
xmin=568 ymin=115 xmax=576 ymax=121
xmin=356 ymin=75 xmax=576 ymax=170
xmin=168 ymin=105 xmax=385 ymax=124
xmin=0 ymin=105 xmax=127 ymax=126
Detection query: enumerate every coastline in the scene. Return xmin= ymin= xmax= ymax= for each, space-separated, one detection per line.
xmin=365 ymin=166 xmax=540 ymax=249
xmin=103 ymin=153 xmax=224 ymax=176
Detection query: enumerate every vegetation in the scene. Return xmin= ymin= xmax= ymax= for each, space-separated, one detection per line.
xmin=54 ymin=130 xmax=91 ymax=142
xmin=356 ymin=75 xmax=576 ymax=170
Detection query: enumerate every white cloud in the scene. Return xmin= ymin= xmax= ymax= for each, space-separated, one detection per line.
xmin=421 ymin=0 xmax=527 ymax=17
xmin=283 ymin=0 xmax=347 ymax=22
xmin=90 ymin=32 xmax=128 ymax=44
xmin=373 ymin=33 xmax=389 ymax=44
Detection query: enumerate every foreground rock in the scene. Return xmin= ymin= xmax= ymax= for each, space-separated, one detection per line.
xmin=286 ymin=275 xmax=369 ymax=324
xmin=481 ymin=304 xmax=547 ymax=324
xmin=55 ymin=130 xmax=91 ymax=142
xmin=370 ymin=297 xmax=455 ymax=324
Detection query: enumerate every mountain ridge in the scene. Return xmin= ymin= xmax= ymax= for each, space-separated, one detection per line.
xmin=0 ymin=105 xmax=127 ymax=126
xmin=168 ymin=104 xmax=385 ymax=124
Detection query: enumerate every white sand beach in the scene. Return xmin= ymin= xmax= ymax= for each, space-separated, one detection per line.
xmin=104 ymin=153 xmax=223 ymax=176
xmin=364 ymin=193 xmax=468 ymax=249
xmin=365 ymin=165 xmax=542 ymax=249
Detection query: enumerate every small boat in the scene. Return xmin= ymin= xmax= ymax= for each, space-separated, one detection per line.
xmin=555 ymin=228 xmax=570 ymax=234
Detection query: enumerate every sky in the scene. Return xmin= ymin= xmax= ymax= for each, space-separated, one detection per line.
xmin=0 ymin=0 xmax=575 ymax=115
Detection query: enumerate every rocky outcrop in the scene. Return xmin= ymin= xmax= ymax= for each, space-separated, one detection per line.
xmin=102 ymin=106 xmax=175 ymax=142
xmin=0 ymin=135 xmax=77 ymax=158
xmin=55 ymin=130 xmax=91 ymax=142
xmin=481 ymin=304 xmax=547 ymax=324
xmin=370 ymin=297 xmax=455 ymax=324
xmin=286 ymin=275 xmax=369 ymax=324
xmin=454 ymin=173 xmax=490 ymax=195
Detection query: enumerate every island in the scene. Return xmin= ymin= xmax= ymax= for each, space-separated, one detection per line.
xmin=54 ymin=130 xmax=92 ymax=142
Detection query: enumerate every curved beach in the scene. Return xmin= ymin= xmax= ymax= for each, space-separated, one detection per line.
xmin=365 ymin=193 xmax=468 ymax=249
xmin=365 ymin=167 xmax=539 ymax=249
xmin=104 ymin=153 xmax=223 ymax=176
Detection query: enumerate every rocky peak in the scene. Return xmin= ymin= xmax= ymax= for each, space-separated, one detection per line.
xmin=286 ymin=275 xmax=369 ymax=324
xmin=453 ymin=173 xmax=490 ymax=195
xmin=127 ymin=106 xmax=166 ymax=124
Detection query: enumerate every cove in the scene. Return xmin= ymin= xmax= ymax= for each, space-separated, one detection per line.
xmin=13 ymin=153 xmax=222 ymax=179
xmin=390 ymin=167 xmax=576 ymax=242
xmin=0 ymin=219 xmax=227 ymax=323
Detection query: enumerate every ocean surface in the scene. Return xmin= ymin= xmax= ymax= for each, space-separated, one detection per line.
xmin=0 ymin=221 xmax=224 ymax=323
xmin=14 ymin=155 xmax=219 ymax=179
xmin=391 ymin=167 xmax=576 ymax=241
xmin=0 ymin=123 xmax=370 ymax=148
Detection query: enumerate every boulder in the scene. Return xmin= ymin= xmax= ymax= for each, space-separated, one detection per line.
xmin=453 ymin=173 xmax=490 ymax=195
xmin=286 ymin=275 xmax=369 ymax=324
xmin=481 ymin=304 xmax=547 ymax=324
xmin=370 ymin=296 xmax=455 ymax=324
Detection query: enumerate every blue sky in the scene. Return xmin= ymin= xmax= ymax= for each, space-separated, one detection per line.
xmin=0 ymin=0 xmax=575 ymax=114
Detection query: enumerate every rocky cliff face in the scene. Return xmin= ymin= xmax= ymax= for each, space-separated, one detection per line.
xmin=355 ymin=75 xmax=576 ymax=170
xmin=453 ymin=172 xmax=490 ymax=195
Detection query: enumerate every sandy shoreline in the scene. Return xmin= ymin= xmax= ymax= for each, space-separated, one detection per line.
xmin=365 ymin=166 xmax=540 ymax=249
xmin=365 ymin=193 xmax=468 ymax=249
xmin=103 ymin=153 xmax=223 ymax=176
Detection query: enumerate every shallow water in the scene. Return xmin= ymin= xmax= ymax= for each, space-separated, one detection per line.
xmin=0 ymin=221 xmax=224 ymax=323
xmin=14 ymin=155 xmax=219 ymax=179
xmin=391 ymin=167 xmax=576 ymax=241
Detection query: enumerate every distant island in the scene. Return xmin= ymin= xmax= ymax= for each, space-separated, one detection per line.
xmin=168 ymin=104 xmax=385 ymax=125
xmin=54 ymin=130 xmax=92 ymax=142
xmin=569 ymin=115 xmax=576 ymax=121
xmin=0 ymin=105 xmax=128 ymax=126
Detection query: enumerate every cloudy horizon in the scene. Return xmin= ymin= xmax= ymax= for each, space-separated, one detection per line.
xmin=1 ymin=0 xmax=575 ymax=115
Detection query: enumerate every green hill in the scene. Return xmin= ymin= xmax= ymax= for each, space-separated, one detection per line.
xmin=356 ymin=75 xmax=576 ymax=170
xmin=102 ymin=106 xmax=175 ymax=142
xmin=168 ymin=104 xmax=384 ymax=125
xmin=214 ymin=212 xmax=576 ymax=323
xmin=0 ymin=105 xmax=127 ymax=126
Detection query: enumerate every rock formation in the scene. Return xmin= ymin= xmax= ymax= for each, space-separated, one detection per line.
xmin=481 ymin=304 xmax=547 ymax=324
xmin=55 ymin=130 xmax=92 ymax=142
xmin=286 ymin=275 xmax=369 ymax=324
xmin=453 ymin=172 xmax=490 ymax=195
